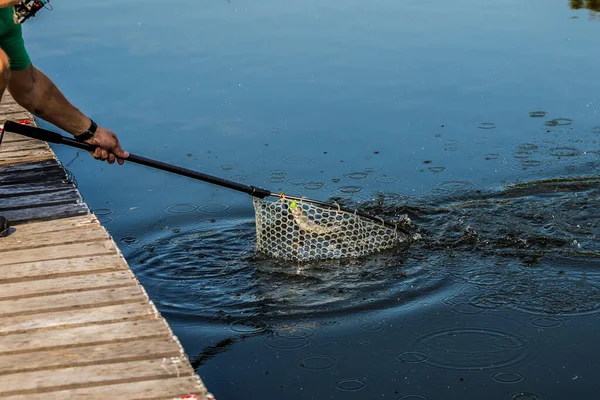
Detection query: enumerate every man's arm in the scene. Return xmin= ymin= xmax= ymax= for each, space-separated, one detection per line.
xmin=8 ymin=64 xmax=129 ymax=165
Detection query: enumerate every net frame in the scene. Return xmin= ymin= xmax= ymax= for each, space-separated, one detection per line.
xmin=253 ymin=194 xmax=406 ymax=262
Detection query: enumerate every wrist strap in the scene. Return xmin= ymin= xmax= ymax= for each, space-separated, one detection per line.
xmin=75 ymin=119 xmax=97 ymax=142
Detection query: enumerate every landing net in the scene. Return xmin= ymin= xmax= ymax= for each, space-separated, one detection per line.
xmin=253 ymin=196 xmax=406 ymax=261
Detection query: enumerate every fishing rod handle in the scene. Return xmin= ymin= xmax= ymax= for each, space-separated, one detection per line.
xmin=2 ymin=120 xmax=272 ymax=199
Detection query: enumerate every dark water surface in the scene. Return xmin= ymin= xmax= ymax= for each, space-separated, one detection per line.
xmin=26 ymin=0 xmax=600 ymax=398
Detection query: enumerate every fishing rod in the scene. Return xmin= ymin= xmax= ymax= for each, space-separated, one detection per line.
xmin=13 ymin=0 xmax=52 ymax=24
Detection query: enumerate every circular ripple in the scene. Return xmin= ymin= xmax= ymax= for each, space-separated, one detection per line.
xmin=165 ymin=204 xmax=199 ymax=214
xmin=518 ymin=143 xmax=539 ymax=151
xmin=263 ymin=336 xmax=311 ymax=351
xmin=521 ymin=160 xmax=543 ymax=167
xmin=374 ymin=176 xmax=400 ymax=184
xmin=530 ymin=316 xmax=563 ymax=329
xmin=428 ymin=166 xmax=446 ymax=173
xmin=478 ymin=122 xmax=497 ymax=130
xmin=221 ymin=165 xmax=234 ymax=171
xmin=269 ymin=175 xmax=286 ymax=183
xmin=298 ymin=356 xmax=338 ymax=371
xmin=398 ymin=395 xmax=429 ymax=400
xmin=513 ymin=151 xmax=532 ymax=159
xmin=334 ymin=379 xmax=366 ymax=392
xmin=120 ymin=236 xmax=139 ymax=244
xmin=396 ymin=351 xmax=429 ymax=363
xmin=287 ymin=178 xmax=307 ymax=185
xmin=414 ymin=328 xmax=530 ymax=370
xmin=346 ymin=172 xmax=369 ymax=180
xmin=592 ymin=126 xmax=600 ymax=134
xmin=276 ymin=326 xmax=317 ymax=340
xmin=548 ymin=147 xmax=581 ymax=157
xmin=484 ymin=154 xmax=500 ymax=160
xmin=529 ymin=111 xmax=546 ymax=118
xmin=92 ymin=208 xmax=112 ymax=216
xmin=492 ymin=372 xmax=524 ymax=384
xmin=360 ymin=321 xmax=384 ymax=332
xmin=434 ymin=180 xmax=474 ymax=192
xmin=198 ymin=203 xmax=230 ymax=213
xmin=282 ymin=156 xmax=313 ymax=164
xmin=511 ymin=392 xmax=539 ymax=400
xmin=462 ymin=270 xmax=506 ymax=286
xmin=339 ymin=185 xmax=362 ymax=193
xmin=229 ymin=319 xmax=268 ymax=334
xmin=442 ymin=294 xmax=486 ymax=315
xmin=545 ymin=118 xmax=572 ymax=126
xmin=303 ymin=181 xmax=325 ymax=190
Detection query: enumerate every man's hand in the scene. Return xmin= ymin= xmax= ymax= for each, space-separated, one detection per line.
xmin=84 ymin=125 xmax=130 ymax=165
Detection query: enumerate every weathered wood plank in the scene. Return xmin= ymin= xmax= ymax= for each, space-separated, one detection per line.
xmin=0 ymin=140 xmax=48 ymax=152
xmin=0 ymin=223 xmax=109 ymax=252
xmin=0 ymin=319 xmax=171 ymax=355
xmin=0 ymin=254 xmax=128 ymax=283
xmin=0 ymin=111 xmax=31 ymax=123
xmin=0 ymin=376 xmax=208 ymax=400
xmin=0 ymin=301 xmax=158 ymax=335
xmin=0 ymin=154 xmax=56 ymax=167
xmin=0 ymin=241 xmax=118 ymax=266
xmin=0 ymin=285 xmax=147 ymax=318
xmin=0 ymin=358 xmax=195 ymax=396
xmin=0 ymin=147 xmax=53 ymax=160
xmin=0 ymin=180 xmax=75 ymax=197
xmin=0 ymin=158 xmax=59 ymax=174
xmin=6 ymin=214 xmax=98 ymax=235
xmin=2 ymin=202 xmax=90 ymax=225
xmin=0 ymin=270 xmax=137 ymax=300
xmin=0 ymin=188 xmax=82 ymax=212
xmin=0 ymin=337 xmax=183 ymax=375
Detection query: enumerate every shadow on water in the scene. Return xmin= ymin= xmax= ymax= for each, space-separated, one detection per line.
xmin=124 ymin=174 xmax=600 ymax=369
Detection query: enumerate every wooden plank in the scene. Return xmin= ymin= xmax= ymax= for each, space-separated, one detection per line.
xmin=0 ymin=223 xmax=109 ymax=252
xmin=0 ymin=358 xmax=195 ymax=396
xmin=0 ymin=111 xmax=31 ymax=123
xmin=0 ymin=319 xmax=171 ymax=355
xmin=0 ymin=301 xmax=158 ymax=335
xmin=0 ymin=102 xmax=30 ymax=114
xmin=0 ymin=270 xmax=137 ymax=300
xmin=0 ymin=337 xmax=183 ymax=375
xmin=0 ymin=180 xmax=75 ymax=197
xmin=0 ymin=158 xmax=58 ymax=173
xmin=0 ymin=376 xmax=209 ymax=400
xmin=2 ymin=202 xmax=90 ymax=225
xmin=0 ymin=241 xmax=118 ymax=266
xmin=0 ymin=188 xmax=82 ymax=211
xmin=0 ymin=139 xmax=48 ymax=152
xmin=0 ymin=154 xmax=55 ymax=167
xmin=0 ymin=254 xmax=128 ymax=283
xmin=0 ymin=147 xmax=53 ymax=159
xmin=7 ymin=214 xmax=98 ymax=235
xmin=0 ymin=285 xmax=147 ymax=318
xmin=0 ymin=166 xmax=65 ymax=185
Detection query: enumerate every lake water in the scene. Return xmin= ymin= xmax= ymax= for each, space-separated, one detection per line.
xmin=25 ymin=0 xmax=600 ymax=398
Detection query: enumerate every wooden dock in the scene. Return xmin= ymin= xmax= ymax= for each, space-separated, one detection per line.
xmin=0 ymin=92 xmax=214 ymax=400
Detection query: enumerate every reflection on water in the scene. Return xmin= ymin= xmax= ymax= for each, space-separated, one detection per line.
xmin=570 ymin=0 xmax=600 ymax=13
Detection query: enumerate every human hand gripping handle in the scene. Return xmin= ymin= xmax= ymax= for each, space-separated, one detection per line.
xmin=81 ymin=125 xmax=130 ymax=165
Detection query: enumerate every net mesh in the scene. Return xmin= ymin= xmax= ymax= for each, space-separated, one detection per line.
xmin=253 ymin=196 xmax=406 ymax=261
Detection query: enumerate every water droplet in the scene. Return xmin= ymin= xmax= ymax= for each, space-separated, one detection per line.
xmin=339 ymin=185 xmax=362 ymax=193
xmin=396 ymin=351 xmax=429 ymax=363
xmin=510 ymin=392 xmax=539 ymax=400
xmin=346 ymin=172 xmax=369 ymax=179
xmin=286 ymin=178 xmax=307 ymax=186
xmin=303 ymin=181 xmax=325 ymax=190
xmin=428 ymin=166 xmax=446 ymax=173
xmin=492 ymin=371 xmax=524 ymax=384
xmin=529 ymin=111 xmax=546 ymax=118
xmin=548 ymin=147 xmax=581 ymax=157
xmin=334 ymin=379 xmax=366 ymax=392
xmin=478 ymin=122 xmax=497 ymax=130
xmin=530 ymin=316 xmax=563 ymax=329
xmin=282 ymin=156 xmax=313 ymax=164
xmin=298 ymin=356 xmax=337 ymax=371
xmin=165 ymin=204 xmax=199 ymax=214
xmin=198 ymin=203 xmax=230 ymax=213
xmin=374 ymin=176 xmax=400 ymax=184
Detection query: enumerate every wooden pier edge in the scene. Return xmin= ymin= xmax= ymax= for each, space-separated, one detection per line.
xmin=0 ymin=92 xmax=215 ymax=400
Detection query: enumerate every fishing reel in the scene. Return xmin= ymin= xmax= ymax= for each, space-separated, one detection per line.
xmin=13 ymin=0 xmax=52 ymax=24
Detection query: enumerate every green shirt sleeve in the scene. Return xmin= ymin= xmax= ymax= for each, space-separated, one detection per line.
xmin=0 ymin=7 xmax=32 ymax=71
